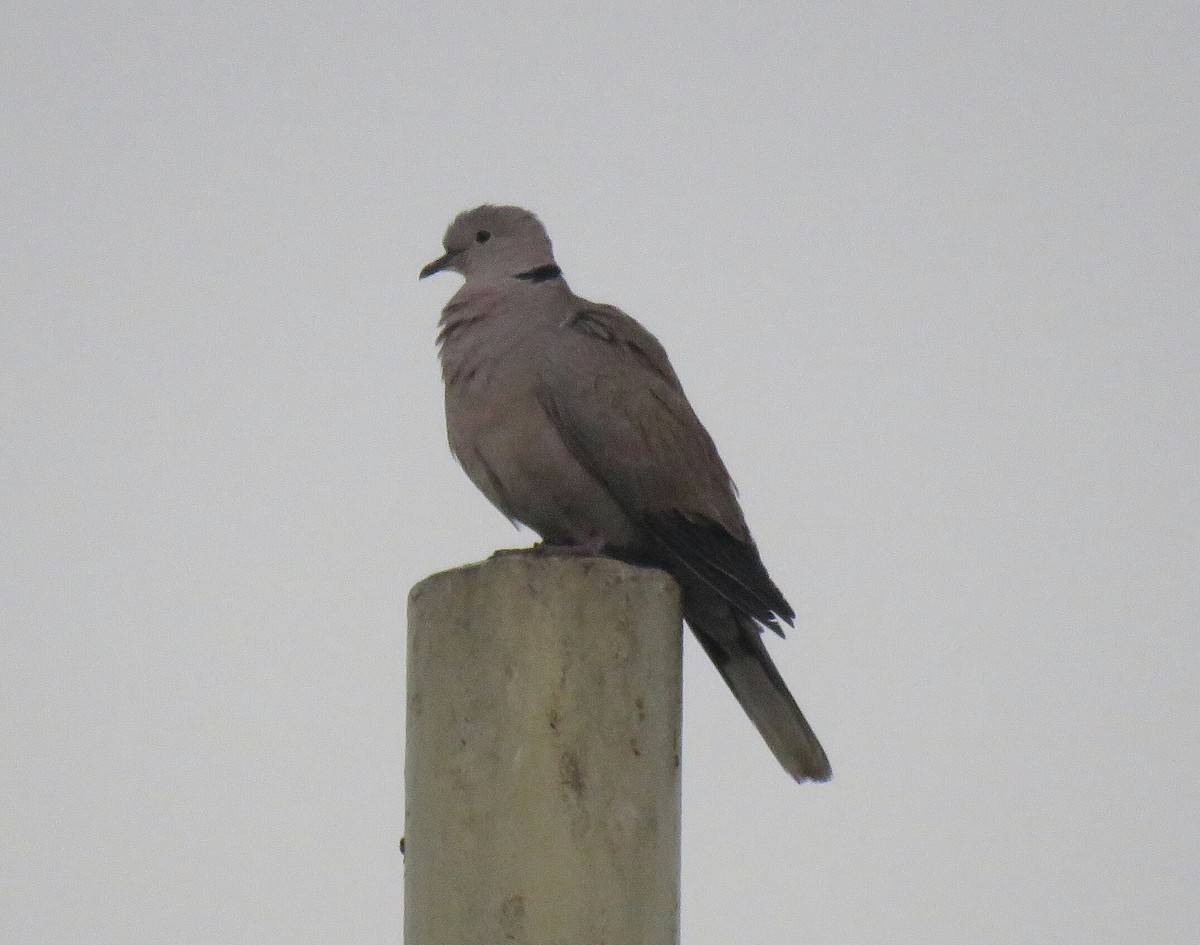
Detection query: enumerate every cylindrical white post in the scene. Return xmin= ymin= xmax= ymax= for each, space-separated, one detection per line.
xmin=404 ymin=554 xmax=682 ymax=945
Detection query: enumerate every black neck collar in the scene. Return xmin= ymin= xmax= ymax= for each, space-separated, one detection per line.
xmin=513 ymin=264 xmax=562 ymax=283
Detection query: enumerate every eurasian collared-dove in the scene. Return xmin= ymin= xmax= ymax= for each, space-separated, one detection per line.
xmin=420 ymin=205 xmax=831 ymax=783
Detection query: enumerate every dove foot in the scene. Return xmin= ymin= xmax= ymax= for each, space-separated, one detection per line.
xmin=534 ymin=536 xmax=609 ymax=557
xmin=491 ymin=536 xmax=608 ymax=558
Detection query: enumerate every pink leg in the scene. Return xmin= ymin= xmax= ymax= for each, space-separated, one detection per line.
xmin=490 ymin=535 xmax=608 ymax=558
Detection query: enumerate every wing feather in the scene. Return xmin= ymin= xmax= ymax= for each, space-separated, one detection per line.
xmin=537 ymin=306 xmax=794 ymax=630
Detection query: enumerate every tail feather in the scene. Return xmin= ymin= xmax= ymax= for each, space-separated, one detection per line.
xmin=692 ymin=612 xmax=832 ymax=783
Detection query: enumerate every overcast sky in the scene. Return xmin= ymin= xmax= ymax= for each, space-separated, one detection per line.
xmin=2 ymin=3 xmax=1197 ymax=943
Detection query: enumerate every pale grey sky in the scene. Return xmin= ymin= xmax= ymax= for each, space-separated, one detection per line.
xmin=2 ymin=3 xmax=1197 ymax=943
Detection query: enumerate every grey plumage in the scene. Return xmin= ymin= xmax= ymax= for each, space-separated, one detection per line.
xmin=421 ymin=205 xmax=831 ymax=783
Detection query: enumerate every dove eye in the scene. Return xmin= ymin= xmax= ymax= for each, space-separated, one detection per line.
xmin=475 ymin=230 xmax=491 ymax=244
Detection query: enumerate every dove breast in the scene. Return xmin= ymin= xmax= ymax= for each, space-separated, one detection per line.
xmin=438 ymin=283 xmax=641 ymax=549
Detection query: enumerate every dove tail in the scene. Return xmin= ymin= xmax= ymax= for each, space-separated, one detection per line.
xmin=694 ymin=614 xmax=832 ymax=783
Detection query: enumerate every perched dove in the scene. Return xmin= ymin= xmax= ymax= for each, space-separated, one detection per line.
xmin=420 ymin=205 xmax=831 ymax=783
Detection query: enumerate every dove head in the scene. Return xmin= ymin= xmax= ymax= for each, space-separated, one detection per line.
xmin=420 ymin=205 xmax=558 ymax=282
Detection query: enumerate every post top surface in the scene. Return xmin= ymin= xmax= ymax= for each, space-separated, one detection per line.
xmin=408 ymin=553 xmax=679 ymax=609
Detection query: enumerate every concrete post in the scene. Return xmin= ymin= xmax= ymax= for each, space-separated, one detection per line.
xmin=404 ymin=554 xmax=683 ymax=945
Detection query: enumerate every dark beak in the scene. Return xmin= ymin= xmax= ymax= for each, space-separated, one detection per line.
xmin=419 ymin=251 xmax=458 ymax=280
